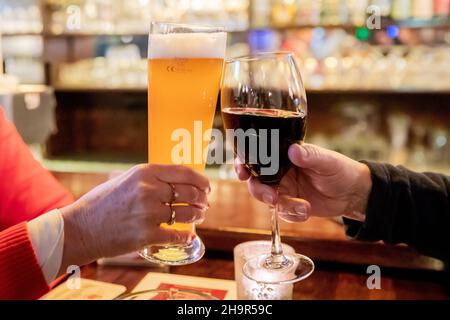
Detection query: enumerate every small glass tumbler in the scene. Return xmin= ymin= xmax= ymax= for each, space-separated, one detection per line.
xmin=234 ymin=241 xmax=295 ymax=300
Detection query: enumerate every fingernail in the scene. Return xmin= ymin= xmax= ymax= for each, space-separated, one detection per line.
xmin=279 ymin=213 xmax=293 ymax=223
xmin=191 ymin=189 xmax=200 ymax=201
xmin=262 ymin=194 xmax=275 ymax=205
xmin=294 ymin=205 xmax=307 ymax=215
xmin=193 ymin=203 xmax=209 ymax=211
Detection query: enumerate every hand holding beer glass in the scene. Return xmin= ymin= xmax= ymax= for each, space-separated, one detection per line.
xmin=140 ymin=22 xmax=226 ymax=265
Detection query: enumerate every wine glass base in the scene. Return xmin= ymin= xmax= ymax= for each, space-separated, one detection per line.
xmin=244 ymin=253 xmax=314 ymax=284
xmin=139 ymin=236 xmax=205 ymax=266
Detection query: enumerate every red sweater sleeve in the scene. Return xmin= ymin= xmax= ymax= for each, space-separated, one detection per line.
xmin=0 ymin=109 xmax=74 ymax=229
xmin=0 ymin=108 xmax=74 ymax=299
xmin=0 ymin=223 xmax=49 ymax=299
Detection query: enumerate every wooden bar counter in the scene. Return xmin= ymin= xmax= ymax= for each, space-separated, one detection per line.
xmin=52 ymin=171 xmax=450 ymax=300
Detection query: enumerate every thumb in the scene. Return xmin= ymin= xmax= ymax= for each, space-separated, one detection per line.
xmin=288 ymin=143 xmax=338 ymax=175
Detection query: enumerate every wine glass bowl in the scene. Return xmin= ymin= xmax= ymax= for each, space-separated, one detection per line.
xmin=221 ymin=52 xmax=307 ymax=186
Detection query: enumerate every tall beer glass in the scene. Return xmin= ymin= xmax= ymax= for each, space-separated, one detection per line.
xmin=140 ymin=22 xmax=226 ymax=265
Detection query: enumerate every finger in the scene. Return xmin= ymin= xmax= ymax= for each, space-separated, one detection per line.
xmin=288 ymin=143 xmax=341 ymax=175
xmin=173 ymin=185 xmax=208 ymax=206
xmin=157 ymin=183 xmax=208 ymax=207
xmin=279 ymin=212 xmax=309 ymax=223
xmin=149 ymin=164 xmax=210 ymax=192
xmin=247 ymin=176 xmax=278 ymax=205
xmin=154 ymin=203 xmax=208 ymax=224
xmin=152 ymin=228 xmax=194 ymax=246
xmin=277 ymin=196 xmax=311 ymax=220
xmin=277 ymin=195 xmax=310 ymax=222
xmin=234 ymin=157 xmax=251 ymax=181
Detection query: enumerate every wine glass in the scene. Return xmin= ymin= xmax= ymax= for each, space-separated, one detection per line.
xmin=221 ymin=52 xmax=314 ymax=284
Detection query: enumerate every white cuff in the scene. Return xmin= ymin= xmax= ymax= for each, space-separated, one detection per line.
xmin=28 ymin=209 xmax=65 ymax=284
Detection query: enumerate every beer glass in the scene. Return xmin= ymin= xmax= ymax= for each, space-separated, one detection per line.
xmin=139 ymin=22 xmax=226 ymax=265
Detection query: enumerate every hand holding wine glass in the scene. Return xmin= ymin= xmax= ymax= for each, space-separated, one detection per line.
xmin=234 ymin=143 xmax=373 ymax=223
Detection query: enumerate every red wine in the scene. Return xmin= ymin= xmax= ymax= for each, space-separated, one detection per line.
xmin=222 ymin=107 xmax=307 ymax=185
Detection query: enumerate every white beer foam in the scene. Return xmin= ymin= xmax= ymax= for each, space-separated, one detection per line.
xmin=148 ymin=32 xmax=227 ymax=59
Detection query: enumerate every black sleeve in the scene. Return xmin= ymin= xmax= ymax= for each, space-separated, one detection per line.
xmin=343 ymin=161 xmax=450 ymax=261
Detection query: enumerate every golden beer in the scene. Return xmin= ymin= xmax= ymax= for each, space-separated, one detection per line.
xmin=148 ymin=58 xmax=224 ymax=172
xmin=141 ymin=24 xmax=226 ymax=265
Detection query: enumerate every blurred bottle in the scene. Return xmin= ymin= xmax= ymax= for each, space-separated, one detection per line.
xmin=252 ymin=0 xmax=271 ymax=27
xmin=296 ymin=0 xmax=322 ymax=25
xmin=0 ymin=2 xmax=43 ymax=34
xmin=224 ymin=0 xmax=250 ymax=30
xmin=409 ymin=121 xmax=428 ymax=169
xmin=428 ymin=127 xmax=449 ymax=166
xmin=271 ymin=0 xmax=298 ymax=26
xmin=321 ymin=0 xmax=349 ymax=25
xmin=348 ymin=0 xmax=369 ymax=26
xmin=248 ymin=29 xmax=281 ymax=53
xmin=412 ymin=0 xmax=434 ymax=19
xmin=338 ymin=0 xmax=350 ymax=24
xmin=320 ymin=0 xmax=335 ymax=25
xmin=387 ymin=113 xmax=411 ymax=165
xmin=331 ymin=102 xmax=389 ymax=161
xmin=370 ymin=0 xmax=392 ymax=17
xmin=433 ymin=0 xmax=450 ymax=17
xmin=391 ymin=0 xmax=411 ymax=20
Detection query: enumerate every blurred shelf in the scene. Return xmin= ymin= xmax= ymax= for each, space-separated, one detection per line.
xmin=3 ymin=17 xmax=449 ymax=38
xmin=43 ymin=32 xmax=147 ymax=37
xmin=306 ymin=88 xmax=450 ymax=95
xmin=53 ymin=87 xmax=450 ymax=95
xmin=42 ymin=158 xmax=136 ymax=173
xmin=257 ymin=17 xmax=450 ymax=31
xmin=2 ymin=31 xmax=242 ymax=38
xmin=54 ymin=87 xmax=147 ymax=93
xmin=1 ymin=32 xmax=43 ymax=37
xmin=397 ymin=16 xmax=450 ymax=29
xmin=42 ymin=156 xmax=221 ymax=178
xmin=255 ymin=24 xmax=362 ymax=32
xmin=42 ymin=31 xmax=247 ymax=37
xmin=409 ymin=165 xmax=450 ymax=176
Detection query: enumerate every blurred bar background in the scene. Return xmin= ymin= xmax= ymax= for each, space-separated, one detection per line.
xmin=1 ymin=0 xmax=450 ymax=177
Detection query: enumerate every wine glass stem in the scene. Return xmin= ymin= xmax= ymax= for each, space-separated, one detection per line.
xmin=268 ymin=198 xmax=287 ymax=267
